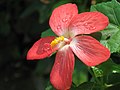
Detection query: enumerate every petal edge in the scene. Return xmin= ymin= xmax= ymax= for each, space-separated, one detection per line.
xmin=27 ymin=36 xmax=55 ymax=60
xmin=70 ymin=36 xmax=110 ymax=66
xmin=69 ymin=12 xmax=109 ymax=37
xmin=49 ymin=3 xmax=78 ymax=37
xmin=50 ymin=45 xmax=74 ymax=90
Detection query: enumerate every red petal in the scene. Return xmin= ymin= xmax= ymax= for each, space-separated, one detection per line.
xmin=27 ymin=36 xmax=56 ymax=60
xmin=70 ymin=36 xmax=110 ymax=66
xmin=69 ymin=12 xmax=109 ymax=37
xmin=49 ymin=3 xmax=78 ymax=37
xmin=50 ymin=45 xmax=74 ymax=90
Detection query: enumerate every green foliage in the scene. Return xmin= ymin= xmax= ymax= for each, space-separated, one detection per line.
xmin=105 ymin=73 xmax=120 ymax=87
xmin=91 ymin=0 xmax=120 ymax=53
xmin=41 ymin=29 xmax=56 ymax=37
xmin=107 ymin=30 xmax=120 ymax=53
xmin=45 ymin=82 xmax=55 ymax=90
xmin=72 ymin=60 xmax=88 ymax=87
xmin=77 ymin=82 xmax=101 ymax=90
xmin=51 ymin=0 xmax=71 ymax=9
xmin=100 ymin=24 xmax=119 ymax=40
xmin=92 ymin=66 xmax=103 ymax=77
xmin=98 ymin=59 xmax=120 ymax=75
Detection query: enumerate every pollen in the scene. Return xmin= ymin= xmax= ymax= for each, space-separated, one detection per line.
xmin=50 ymin=36 xmax=64 ymax=47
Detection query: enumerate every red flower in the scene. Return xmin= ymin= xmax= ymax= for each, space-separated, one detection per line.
xmin=27 ymin=3 xmax=110 ymax=90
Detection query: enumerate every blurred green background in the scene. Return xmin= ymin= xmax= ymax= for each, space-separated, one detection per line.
xmin=0 ymin=0 xmax=118 ymax=90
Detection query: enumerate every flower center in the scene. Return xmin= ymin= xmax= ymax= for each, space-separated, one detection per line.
xmin=50 ymin=36 xmax=65 ymax=47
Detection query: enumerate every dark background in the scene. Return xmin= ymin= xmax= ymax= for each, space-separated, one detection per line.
xmin=0 ymin=0 xmax=117 ymax=90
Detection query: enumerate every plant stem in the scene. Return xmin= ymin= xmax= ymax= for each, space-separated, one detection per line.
xmin=88 ymin=67 xmax=101 ymax=85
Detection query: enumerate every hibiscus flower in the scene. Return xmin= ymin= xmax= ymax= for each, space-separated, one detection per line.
xmin=27 ymin=3 xmax=110 ymax=90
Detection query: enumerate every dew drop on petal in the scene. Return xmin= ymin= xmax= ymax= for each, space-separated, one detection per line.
xmin=62 ymin=18 xmax=68 ymax=22
xmin=43 ymin=43 xmax=51 ymax=51
xmin=43 ymin=47 xmax=51 ymax=52
xmin=83 ymin=23 xmax=89 ymax=30
xmin=57 ymin=25 xmax=62 ymax=31
xmin=92 ymin=26 xmax=96 ymax=30
xmin=36 ymin=43 xmax=53 ymax=58
xmin=40 ymin=43 xmax=52 ymax=56
xmin=56 ymin=62 xmax=60 ymax=65
xmin=89 ymin=26 xmax=96 ymax=30
xmin=84 ymin=23 xmax=88 ymax=26
xmin=57 ymin=25 xmax=61 ymax=29
xmin=60 ymin=53 xmax=64 ymax=58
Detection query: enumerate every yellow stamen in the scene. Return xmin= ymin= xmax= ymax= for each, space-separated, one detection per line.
xmin=50 ymin=36 xmax=64 ymax=47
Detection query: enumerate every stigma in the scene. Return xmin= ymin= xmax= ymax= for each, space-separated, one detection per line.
xmin=50 ymin=36 xmax=64 ymax=47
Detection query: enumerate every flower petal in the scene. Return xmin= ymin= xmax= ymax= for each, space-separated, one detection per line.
xmin=27 ymin=36 xmax=56 ymax=60
xmin=69 ymin=12 xmax=109 ymax=37
xmin=50 ymin=45 xmax=74 ymax=90
xmin=70 ymin=36 xmax=110 ymax=66
xmin=49 ymin=3 xmax=78 ymax=37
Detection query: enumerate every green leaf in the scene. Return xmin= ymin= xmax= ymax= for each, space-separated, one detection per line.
xmin=92 ymin=66 xmax=103 ymax=77
xmin=106 ymin=73 xmax=120 ymax=84
xmin=98 ymin=59 xmax=120 ymax=75
xmin=45 ymin=82 xmax=55 ymax=90
xmin=41 ymin=29 xmax=56 ymax=37
xmin=100 ymin=40 xmax=108 ymax=49
xmin=100 ymin=23 xmax=119 ymax=40
xmin=100 ymin=24 xmax=120 ymax=53
xmin=76 ymin=82 xmax=101 ymax=90
xmin=105 ymin=73 xmax=120 ymax=90
xmin=91 ymin=0 xmax=120 ymax=26
xmin=52 ymin=0 xmax=71 ymax=10
xmin=72 ymin=60 xmax=88 ymax=87
xmin=107 ymin=30 xmax=120 ymax=53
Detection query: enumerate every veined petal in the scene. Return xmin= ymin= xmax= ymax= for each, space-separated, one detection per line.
xmin=49 ymin=3 xmax=78 ymax=37
xmin=27 ymin=36 xmax=56 ymax=60
xmin=69 ymin=12 xmax=109 ymax=37
xmin=50 ymin=45 xmax=74 ymax=90
xmin=70 ymin=36 xmax=110 ymax=66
